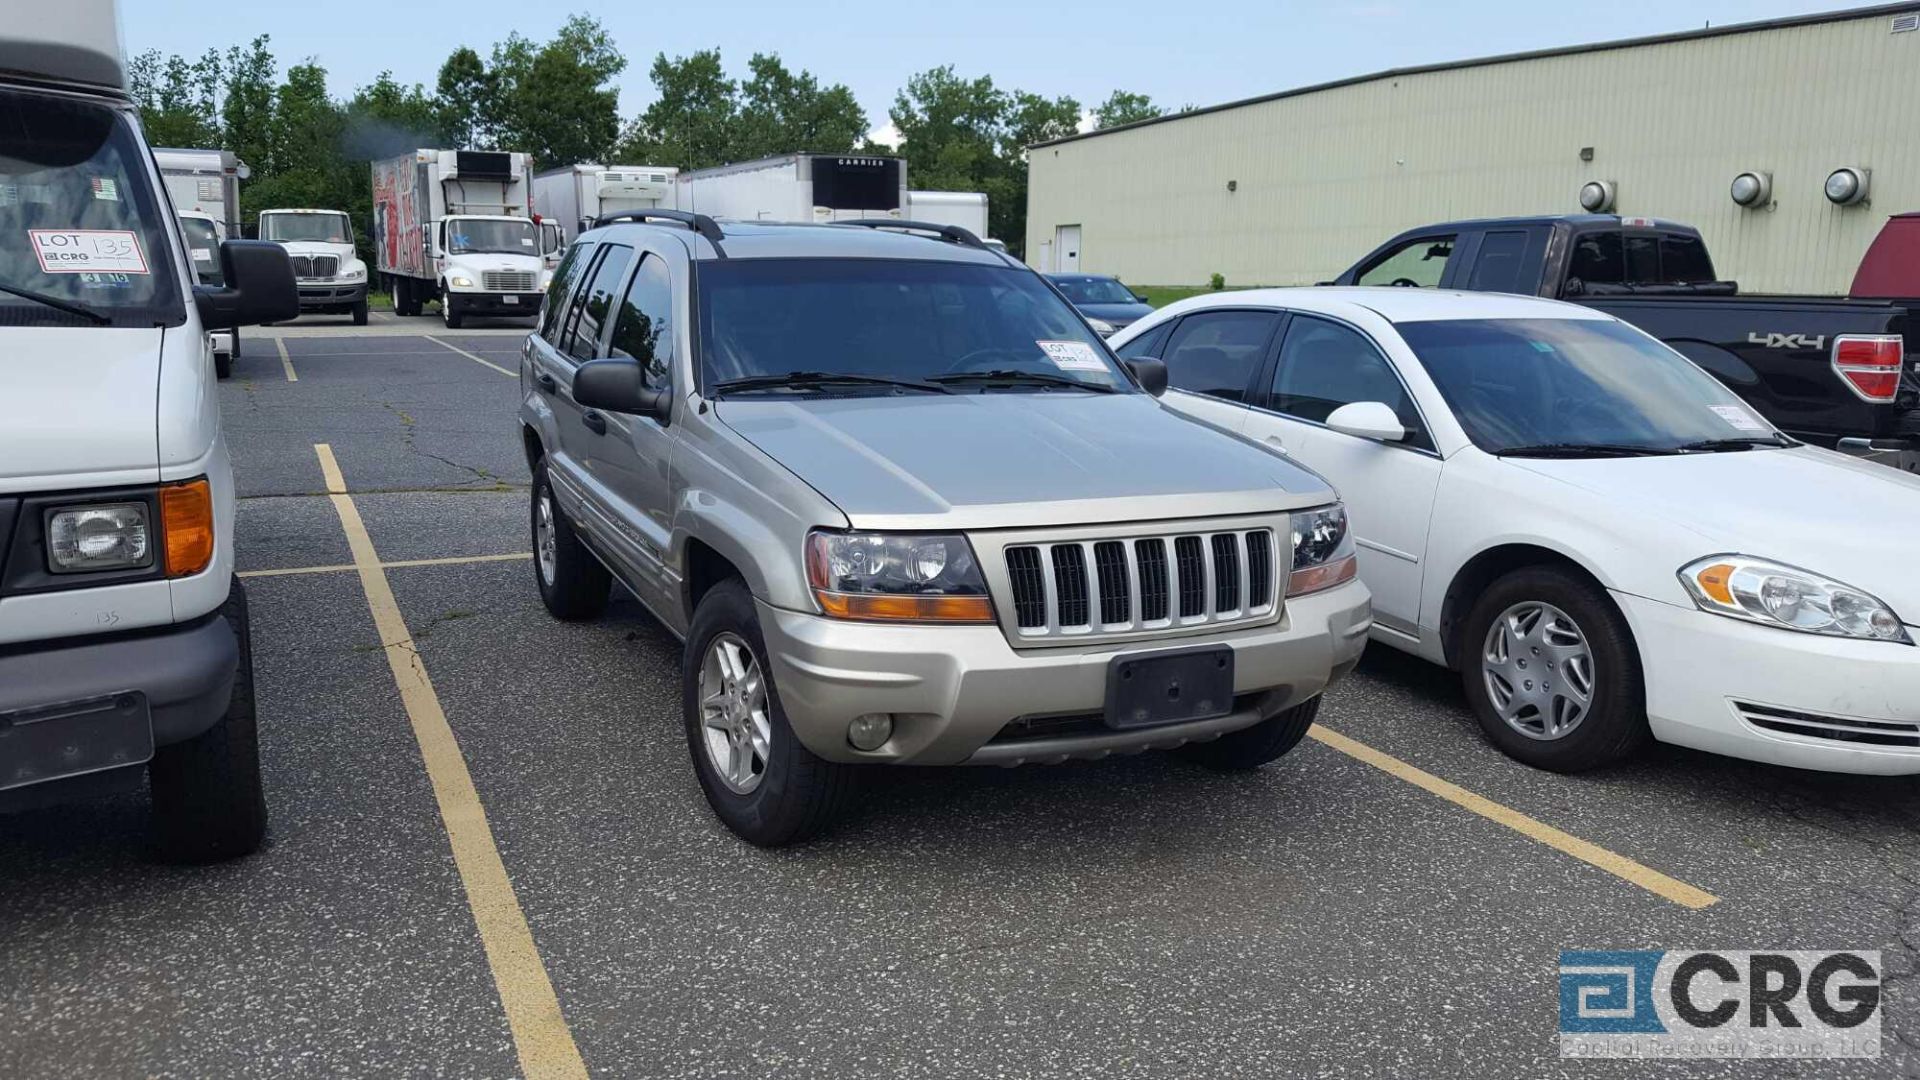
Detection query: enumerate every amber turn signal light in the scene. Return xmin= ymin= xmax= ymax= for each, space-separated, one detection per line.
xmin=161 ymin=478 xmax=215 ymax=578
xmin=811 ymin=590 xmax=996 ymax=623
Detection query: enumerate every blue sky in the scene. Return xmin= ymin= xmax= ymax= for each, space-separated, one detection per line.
xmin=124 ymin=1 xmax=1861 ymax=140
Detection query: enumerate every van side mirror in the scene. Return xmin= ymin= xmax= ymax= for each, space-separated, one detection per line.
xmin=1123 ymin=356 xmax=1168 ymax=397
xmin=573 ymin=357 xmax=672 ymax=425
xmin=193 ymin=240 xmax=298 ymax=329
xmin=1324 ymin=400 xmax=1406 ymax=442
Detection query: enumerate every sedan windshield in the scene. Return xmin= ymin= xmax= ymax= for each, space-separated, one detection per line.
xmin=448 ymin=218 xmax=536 ymax=255
xmin=699 ymin=259 xmax=1132 ymax=394
xmin=1398 ymin=318 xmax=1786 ymax=454
xmin=0 ymin=87 xmax=183 ymax=327
xmin=1051 ymin=277 xmax=1138 ymax=304
xmin=261 ymin=212 xmax=349 ymax=243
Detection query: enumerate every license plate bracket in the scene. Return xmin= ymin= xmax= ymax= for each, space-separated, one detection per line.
xmin=0 ymin=692 xmax=154 ymax=792
xmin=502 ymin=294 xmax=519 ymax=304
xmin=1104 ymin=646 xmax=1235 ymax=730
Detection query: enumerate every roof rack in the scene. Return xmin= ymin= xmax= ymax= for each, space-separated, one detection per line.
xmin=834 ymin=219 xmax=987 ymax=250
xmin=593 ymin=209 xmax=727 ymax=255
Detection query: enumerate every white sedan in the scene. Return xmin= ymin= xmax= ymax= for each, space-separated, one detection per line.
xmin=1111 ymin=287 xmax=1920 ymax=774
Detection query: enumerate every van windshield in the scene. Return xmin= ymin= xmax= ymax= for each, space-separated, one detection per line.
xmin=447 ymin=218 xmax=535 ymax=255
xmin=0 ymin=87 xmax=183 ymax=327
xmin=261 ymin=213 xmax=349 ymax=244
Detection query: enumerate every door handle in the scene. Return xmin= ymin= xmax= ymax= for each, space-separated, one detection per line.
xmin=582 ymin=410 xmax=607 ymax=436
xmin=535 ymin=372 xmax=556 ymax=392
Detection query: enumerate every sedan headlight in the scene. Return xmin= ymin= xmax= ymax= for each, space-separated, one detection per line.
xmin=47 ymin=503 xmax=150 ymax=573
xmin=1680 ymin=555 xmax=1910 ymax=643
xmin=1086 ymin=317 xmax=1116 ymax=337
xmin=805 ymin=530 xmax=994 ymax=622
xmin=1288 ymin=504 xmax=1357 ymax=597
xmin=450 ymin=275 xmax=474 ymax=288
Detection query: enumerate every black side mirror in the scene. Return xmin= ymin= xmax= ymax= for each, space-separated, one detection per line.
xmin=194 ymin=240 xmax=298 ymax=330
xmin=574 ymin=357 xmax=672 ymax=424
xmin=1132 ymin=292 xmax=1150 ymax=304
xmin=1123 ymin=357 xmax=1168 ymax=397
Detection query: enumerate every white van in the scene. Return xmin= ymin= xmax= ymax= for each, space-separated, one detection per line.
xmin=0 ymin=8 xmax=297 ymax=860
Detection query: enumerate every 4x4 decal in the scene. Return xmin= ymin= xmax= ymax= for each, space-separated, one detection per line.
xmin=1747 ymin=331 xmax=1828 ymax=349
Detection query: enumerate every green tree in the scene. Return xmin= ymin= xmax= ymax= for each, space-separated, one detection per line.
xmin=221 ymin=36 xmax=277 ymax=173
xmin=622 ymin=50 xmax=738 ymax=169
xmin=434 ymin=46 xmax=492 ymax=147
xmin=129 ymin=48 xmax=223 ymax=147
xmin=736 ymin=54 xmax=867 ymax=159
xmin=1092 ymin=89 xmax=1161 ymax=129
xmin=889 ymin=67 xmax=1071 ymax=253
xmin=501 ymin=16 xmax=626 ymax=165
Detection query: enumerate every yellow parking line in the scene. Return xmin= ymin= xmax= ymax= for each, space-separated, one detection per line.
xmin=425 ymin=335 xmax=517 ymax=378
xmin=314 ymin=444 xmax=587 ymax=1079
xmin=240 ymin=552 xmax=532 ymax=579
xmin=276 ymin=337 xmax=297 ymax=382
xmin=1307 ymin=725 xmax=1720 ymax=910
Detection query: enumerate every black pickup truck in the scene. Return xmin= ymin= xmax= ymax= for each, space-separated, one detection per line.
xmin=1333 ymin=215 xmax=1918 ymax=466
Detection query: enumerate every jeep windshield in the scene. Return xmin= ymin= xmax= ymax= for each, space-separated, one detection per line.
xmin=261 ymin=212 xmax=349 ymax=243
xmin=1398 ymin=318 xmax=1789 ymax=455
xmin=0 ymin=86 xmax=183 ymax=327
xmin=447 ymin=218 xmax=536 ymax=255
xmin=698 ymin=259 xmax=1131 ymax=395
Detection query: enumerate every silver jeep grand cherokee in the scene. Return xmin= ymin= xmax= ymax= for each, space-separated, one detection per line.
xmin=518 ymin=212 xmax=1371 ymax=846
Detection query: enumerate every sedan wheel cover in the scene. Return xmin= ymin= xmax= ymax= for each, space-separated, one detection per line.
xmin=534 ymin=491 xmax=557 ymax=585
xmin=1481 ymin=601 xmax=1595 ymax=741
xmin=698 ymin=632 xmax=772 ymax=794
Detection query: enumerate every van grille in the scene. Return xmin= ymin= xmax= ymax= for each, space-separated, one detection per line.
xmin=1002 ymin=528 xmax=1277 ymax=640
xmin=1735 ymin=701 xmax=1920 ymax=749
xmin=484 ymin=270 xmax=538 ymax=292
xmin=290 ymin=254 xmax=338 ymax=280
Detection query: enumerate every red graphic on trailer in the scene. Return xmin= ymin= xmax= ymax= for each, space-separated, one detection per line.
xmin=372 ymin=156 xmax=425 ymax=279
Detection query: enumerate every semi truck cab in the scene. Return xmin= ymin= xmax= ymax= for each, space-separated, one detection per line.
xmin=431 ymin=213 xmax=545 ymax=328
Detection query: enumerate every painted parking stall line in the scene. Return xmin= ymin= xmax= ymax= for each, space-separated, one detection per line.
xmin=426 ymin=335 xmax=518 ymax=378
xmin=313 ymin=444 xmax=588 ymax=1080
xmin=1307 ymin=724 xmax=1720 ymax=910
xmin=240 ymin=551 xmax=532 ymax=580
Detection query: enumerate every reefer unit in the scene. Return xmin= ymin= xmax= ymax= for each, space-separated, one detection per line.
xmin=676 ymin=154 xmax=907 ymax=223
xmin=534 ymin=163 xmax=680 ymax=243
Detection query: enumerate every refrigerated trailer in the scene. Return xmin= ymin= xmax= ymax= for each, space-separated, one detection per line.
xmin=675 ymin=153 xmax=907 ymax=224
xmin=534 ymin=163 xmax=679 ymax=243
xmin=153 ymin=147 xmax=246 ymax=241
xmin=371 ymin=148 xmax=545 ymax=327
xmin=904 ymin=191 xmax=990 ymax=241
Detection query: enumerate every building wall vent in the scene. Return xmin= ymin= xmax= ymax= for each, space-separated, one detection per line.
xmin=1892 ymin=12 xmax=1919 ymax=32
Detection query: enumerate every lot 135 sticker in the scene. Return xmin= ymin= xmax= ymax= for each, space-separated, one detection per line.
xmin=30 ymin=230 xmax=150 ymax=275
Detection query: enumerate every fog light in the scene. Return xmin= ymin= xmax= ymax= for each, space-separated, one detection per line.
xmin=848 ymin=713 xmax=893 ymax=751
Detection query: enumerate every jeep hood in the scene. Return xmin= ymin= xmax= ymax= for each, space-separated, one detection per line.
xmin=717 ymin=393 xmax=1334 ymax=530
xmin=0 ymin=327 xmax=162 ymax=491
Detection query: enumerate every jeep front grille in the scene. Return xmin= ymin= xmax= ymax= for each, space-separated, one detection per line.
xmin=1002 ymin=528 xmax=1277 ymax=639
xmin=483 ymin=270 xmax=537 ymax=292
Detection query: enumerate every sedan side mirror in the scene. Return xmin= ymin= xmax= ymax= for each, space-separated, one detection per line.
xmin=1132 ymin=292 xmax=1150 ymax=304
xmin=1123 ymin=356 xmax=1168 ymax=397
xmin=193 ymin=240 xmax=298 ymax=329
xmin=1324 ymin=400 xmax=1405 ymax=442
xmin=574 ymin=357 xmax=673 ymax=425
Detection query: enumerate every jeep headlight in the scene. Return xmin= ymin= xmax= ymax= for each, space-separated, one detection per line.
xmin=450 ymin=275 xmax=474 ymax=288
xmin=1680 ymin=555 xmax=1910 ymax=643
xmin=48 ymin=503 xmax=151 ymax=573
xmin=1288 ymin=504 xmax=1357 ymax=597
xmin=805 ymin=530 xmax=994 ymax=622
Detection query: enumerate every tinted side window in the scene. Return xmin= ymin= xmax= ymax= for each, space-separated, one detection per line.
xmin=608 ymin=254 xmax=674 ymax=391
xmin=540 ymin=240 xmax=595 ymax=340
xmin=1115 ymin=322 xmax=1170 ymax=360
xmin=1160 ymin=311 xmax=1278 ymax=401
xmin=1357 ymin=236 xmax=1453 ymax=288
xmin=1269 ymin=315 xmax=1430 ymax=450
xmin=1567 ymin=232 xmax=1623 ymax=287
xmin=1467 ymin=231 xmax=1529 ymax=293
xmin=1660 ymin=236 xmax=1714 ymax=283
xmin=563 ymin=243 xmax=632 ymax=361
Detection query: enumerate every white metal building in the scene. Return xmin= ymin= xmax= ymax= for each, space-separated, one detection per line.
xmin=1026 ymin=4 xmax=1920 ymax=294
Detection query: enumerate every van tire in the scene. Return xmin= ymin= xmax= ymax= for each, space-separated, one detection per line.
xmin=531 ymin=459 xmax=609 ymax=621
xmin=149 ymin=578 xmax=268 ymax=864
xmin=682 ymin=579 xmax=857 ymax=847
xmin=1177 ymin=696 xmax=1320 ymax=771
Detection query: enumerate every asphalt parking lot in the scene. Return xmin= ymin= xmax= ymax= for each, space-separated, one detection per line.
xmin=4 ymin=319 xmax=1920 ymax=1079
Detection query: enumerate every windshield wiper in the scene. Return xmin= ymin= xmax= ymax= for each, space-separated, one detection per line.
xmin=928 ymin=369 xmax=1118 ymax=393
xmin=0 ymin=282 xmax=111 ymax=325
xmin=710 ymin=371 xmax=954 ymax=396
xmin=1673 ymin=435 xmax=1795 ymax=452
xmin=1496 ymin=443 xmax=1680 ymax=458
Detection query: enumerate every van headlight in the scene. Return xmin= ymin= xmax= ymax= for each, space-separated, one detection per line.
xmin=1680 ymin=555 xmax=1910 ymax=643
xmin=48 ymin=503 xmax=151 ymax=573
xmin=1288 ymin=504 xmax=1357 ymax=596
xmin=805 ymin=530 xmax=994 ymax=622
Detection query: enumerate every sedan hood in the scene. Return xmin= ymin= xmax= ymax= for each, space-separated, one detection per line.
xmin=1511 ymin=447 xmax=1920 ymax=622
xmin=1075 ymin=301 xmax=1155 ymax=326
xmin=0 ymin=327 xmax=162 ymax=491
xmin=718 ymin=393 xmax=1333 ymax=530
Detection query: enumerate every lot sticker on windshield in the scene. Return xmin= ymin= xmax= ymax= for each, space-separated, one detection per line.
xmin=1711 ymin=405 xmax=1766 ymax=432
xmin=1037 ymin=340 xmax=1106 ymax=371
xmin=520 ymin=237 xmax=535 ymax=246
xmin=191 ymin=248 xmax=213 ymax=262
xmin=90 ymin=177 xmax=119 ymax=201
xmin=78 ymin=273 xmax=134 ymax=289
xmin=30 ymin=230 xmax=150 ymax=275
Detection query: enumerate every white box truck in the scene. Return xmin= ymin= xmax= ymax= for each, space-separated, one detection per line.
xmin=257 ymin=208 xmax=370 ymax=325
xmin=905 ymin=190 xmax=993 ymax=244
xmin=371 ymin=148 xmax=546 ymax=328
xmin=0 ymin=3 xmax=297 ymax=860
xmin=534 ymin=163 xmax=679 ymax=244
xmin=676 ymin=153 xmax=907 ymax=224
